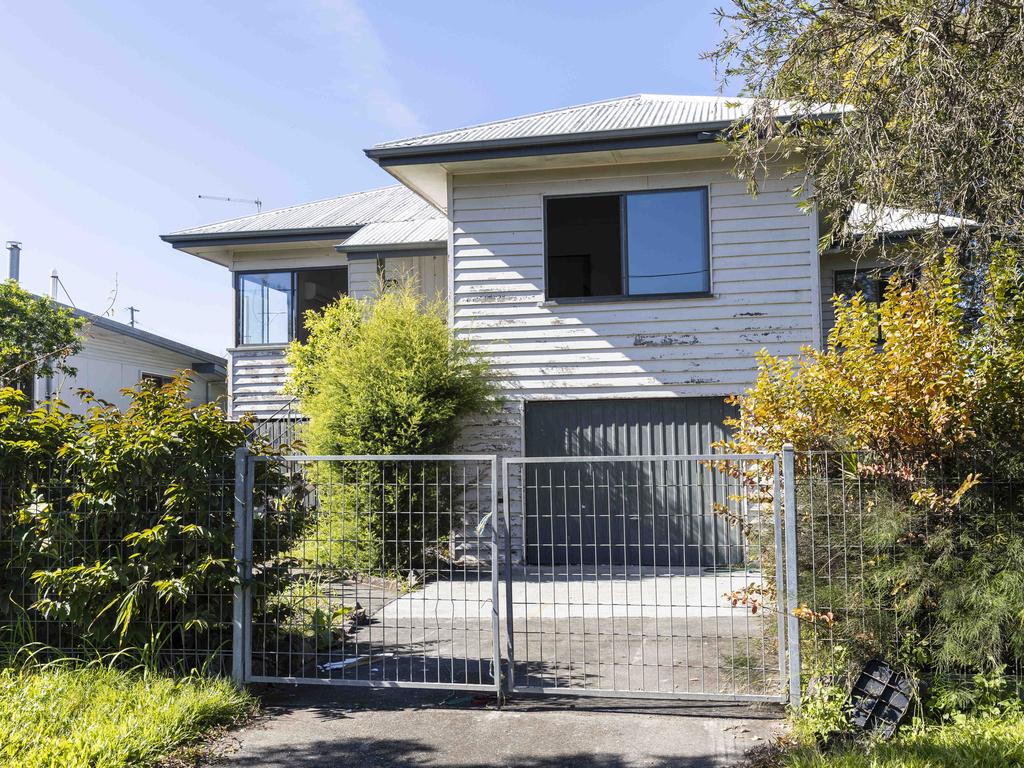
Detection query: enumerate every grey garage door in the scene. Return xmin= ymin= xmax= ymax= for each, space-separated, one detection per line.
xmin=523 ymin=397 xmax=742 ymax=567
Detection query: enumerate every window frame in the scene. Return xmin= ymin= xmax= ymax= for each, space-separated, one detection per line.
xmin=832 ymin=267 xmax=898 ymax=306
xmin=233 ymin=265 xmax=348 ymax=347
xmin=140 ymin=371 xmax=175 ymax=388
xmin=542 ymin=186 xmax=712 ymax=304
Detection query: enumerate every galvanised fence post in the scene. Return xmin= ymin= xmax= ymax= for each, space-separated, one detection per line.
xmin=232 ymin=445 xmax=250 ymax=685
xmin=782 ymin=443 xmax=801 ymax=712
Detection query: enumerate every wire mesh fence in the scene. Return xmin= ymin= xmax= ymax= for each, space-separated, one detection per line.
xmin=16 ymin=438 xmax=1011 ymax=706
xmin=502 ymin=454 xmax=786 ymax=701
xmin=788 ymin=449 xmax=1024 ymax=686
xmin=245 ymin=455 xmax=500 ymax=693
xmin=0 ymin=457 xmax=238 ymax=674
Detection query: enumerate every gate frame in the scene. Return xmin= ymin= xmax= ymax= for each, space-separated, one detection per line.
xmin=235 ymin=452 xmax=501 ymax=698
xmin=231 ymin=449 xmax=800 ymax=706
xmin=501 ymin=452 xmax=789 ymax=704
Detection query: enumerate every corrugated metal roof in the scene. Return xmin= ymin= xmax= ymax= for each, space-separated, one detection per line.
xmin=372 ymin=94 xmax=825 ymax=151
xmin=846 ymin=203 xmax=977 ymax=236
xmin=37 ymin=298 xmax=227 ymax=366
xmin=168 ymin=185 xmax=439 ymax=237
xmin=340 ymin=218 xmax=448 ymax=250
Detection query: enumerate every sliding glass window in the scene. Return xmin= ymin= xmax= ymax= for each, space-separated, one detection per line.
xmin=236 ymin=267 xmax=348 ymax=345
xmin=545 ymin=187 xmax=710 ymax=300
xmin=238 ymin=272 xmax=293 ymax=345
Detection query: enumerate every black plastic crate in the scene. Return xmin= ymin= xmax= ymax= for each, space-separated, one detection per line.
xmin=848 ymin=658 xmax=914 ymax=739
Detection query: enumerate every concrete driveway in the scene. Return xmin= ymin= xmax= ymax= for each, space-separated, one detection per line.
xmin=205 ymin=685 xmax=782 ymax=768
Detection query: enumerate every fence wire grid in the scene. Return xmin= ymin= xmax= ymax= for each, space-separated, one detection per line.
xmin=0 ymin=458 xmax=237 ymax=674
xmin=243 ymin=455 xmax=501 ymax=693
xmin=504 ymin=454 xmax=786 ymax=701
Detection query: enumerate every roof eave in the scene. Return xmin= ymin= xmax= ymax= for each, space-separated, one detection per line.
xmin=160 ymin=226 xmax=361 ymax=248
xmin=364 ymin=112 xmax=844 ymax=166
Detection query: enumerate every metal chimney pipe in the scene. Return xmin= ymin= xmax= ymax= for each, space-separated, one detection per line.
xmin=6 ymin=241 xmax=21 ymax=282
xmin=50 ymin=269 xmax=59 ymax=299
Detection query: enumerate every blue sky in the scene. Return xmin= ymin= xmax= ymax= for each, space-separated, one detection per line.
xmin=0 ymin=0 xmax=729 ymax=353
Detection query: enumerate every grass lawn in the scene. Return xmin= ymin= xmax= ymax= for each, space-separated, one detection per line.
xmin=772 ymin=714 xmax=1024 ymax=768
xmin=0 ymin=665 xmax=256 ymax=768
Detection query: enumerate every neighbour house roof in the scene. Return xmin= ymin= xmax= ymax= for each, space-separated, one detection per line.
xmin=162 ymin=185 xmax=446 ymax=250
xmin=64 ymin=302 xmax=226 ymax=372
xmin=368 ymin=93 xmax=841 ymax=157
xmin=845 ymin=203 xmax=978 ymax=238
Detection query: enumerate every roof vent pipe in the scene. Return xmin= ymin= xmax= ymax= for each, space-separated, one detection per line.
xmin=50 ymin=269 xmax=59 ymax=299
xmin=6 ymin=241 xmax=21 ymax=283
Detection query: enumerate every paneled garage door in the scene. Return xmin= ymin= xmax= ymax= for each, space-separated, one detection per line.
xmin=523 ymin=397 xmax=740 ymax=567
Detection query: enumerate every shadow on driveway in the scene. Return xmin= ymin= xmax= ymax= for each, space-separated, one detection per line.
xmin=205 ymin=685 xmax=781 ymax=768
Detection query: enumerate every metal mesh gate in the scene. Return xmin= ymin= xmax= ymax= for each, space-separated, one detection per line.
xmin=236 ymin=451 xmax=789 ymax=703
xmin=502 ymin=453 xmax=786 ymax=702
xmin=238 ymin=454 xmax=500 ymax=694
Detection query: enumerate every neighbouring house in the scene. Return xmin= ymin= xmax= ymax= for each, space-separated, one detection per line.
xmin=162 ymin=93 xmax=910 ymax=560
xmin=35 ymin=304 xmax=227 ymax=414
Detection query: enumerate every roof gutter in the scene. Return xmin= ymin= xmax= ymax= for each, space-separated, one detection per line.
xmin=337 ymin=240 xmax=447 ymax=254
xmin=160 ymin=226 xmax=360 ymax=248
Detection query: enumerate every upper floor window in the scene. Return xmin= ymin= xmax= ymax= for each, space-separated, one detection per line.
xmin=237 ymin=267 xmax=348 ymax=346
xmin=544 ymin=187 xmax=710 ymax=301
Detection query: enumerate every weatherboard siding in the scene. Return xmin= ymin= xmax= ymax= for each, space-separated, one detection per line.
xmin=228 ymin=346 xmax=292 ymax=419
xmin=227 ymin=253 xmax=449 ymax=416
xmin=347 ymin=258 xmax=379 ymax=300
xmin=49 ymin=325 xmax=218 ymax=414
xmin=447 ymin=160 xmax=819 ymax=558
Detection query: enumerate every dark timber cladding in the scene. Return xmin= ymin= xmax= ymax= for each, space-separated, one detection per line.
xmin=523 ymin=397 xmax=740 ymax=567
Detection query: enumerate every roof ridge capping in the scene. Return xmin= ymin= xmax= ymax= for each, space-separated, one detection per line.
xmin=367 ymin=93 xmax=844 ymax=154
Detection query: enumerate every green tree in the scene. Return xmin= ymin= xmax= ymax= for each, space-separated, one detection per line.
xmin=705 ymin=1 xmax=1024 ymax=255
xmin=0 ymin=280 xmax=85 ymax=391
xmin=286 ymin=279 xmax=499 ymax=456
xmin=285 ymin=280 xmax=500 ymax=572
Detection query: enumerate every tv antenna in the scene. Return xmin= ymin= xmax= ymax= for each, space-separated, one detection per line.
xmin=198 ymin=194 xmax=262 ymax=212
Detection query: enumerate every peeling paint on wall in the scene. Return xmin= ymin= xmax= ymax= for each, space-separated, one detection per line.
xmin=633 ymin=333 xmax=699 ymax=347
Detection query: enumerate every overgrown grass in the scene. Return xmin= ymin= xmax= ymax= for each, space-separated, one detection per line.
xmin=769 ymin=714 xmax=1024 ymax=768
xmin=0 ymin=664 xmax=255 ymax=768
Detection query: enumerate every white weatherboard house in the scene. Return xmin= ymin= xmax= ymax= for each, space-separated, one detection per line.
xmin=35 ymin=304 xmax=227 ymax=414
xmin=164 ymin=94 xmax=877 ymax=559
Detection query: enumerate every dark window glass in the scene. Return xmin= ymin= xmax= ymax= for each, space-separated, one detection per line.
xmin=546 ymin=196 xmax=622 ymax=298
xmin=295 ymin=267 xmax=348 ymax=342
xmin=140 ymin=372 xmax=174 ymax=387
xmin=834 ymin=268 xmax=895 ymax=305
xmin=239 ymin=272 xmax=292 ymax=345
xmin=626 ymin=189 xmax=709 ymax=295
xmin=544 ymin=188 xmax=709 ymax=300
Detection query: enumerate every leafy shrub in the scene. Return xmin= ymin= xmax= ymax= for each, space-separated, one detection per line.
xmin=0 ymin=376 xmax=308 ymax=663
xmin=285 ymin=280 xmax=500 ymax=573
xmin=287 ymin=279 xmax=498 ymax=456
xmin=723 ymin=249 xmax=1024 ymax=690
